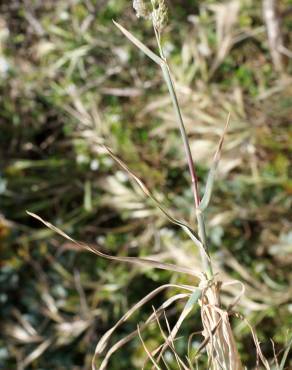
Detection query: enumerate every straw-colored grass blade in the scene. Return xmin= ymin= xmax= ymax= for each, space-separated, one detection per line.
xmin=234 ymin=313 xmax=270 ymax=369
xmin=23 ymin=339 xmax=52 ymax=368
xmin=137 ymin=325 xmax=162 ymax=370
xmin=26 ymin=211 xmax=202 ymax=278
xmin=95 ymin=292 xmax=190 ymax=370
xmin=155 ymin=289 xmax=201 ymax=365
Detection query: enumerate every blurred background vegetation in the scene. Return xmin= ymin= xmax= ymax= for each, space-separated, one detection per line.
xmin=0 ymin=0 xmax=291 ymax=369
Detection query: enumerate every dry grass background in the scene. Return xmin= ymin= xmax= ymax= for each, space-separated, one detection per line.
xmin=0 ymin=0 xmax=291 ymax=369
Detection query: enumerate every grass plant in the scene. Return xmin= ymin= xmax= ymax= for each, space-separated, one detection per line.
xmin=1 ymin=0 xmax=291 ymax=369
xmin=27 ymin=1 xmax=281 ymax=369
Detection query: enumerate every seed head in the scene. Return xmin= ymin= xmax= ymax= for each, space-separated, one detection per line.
xmin=151 ymin=0 xmax=168 ymax=32
xmin=133 ymin=0 xmax=150 ymax=19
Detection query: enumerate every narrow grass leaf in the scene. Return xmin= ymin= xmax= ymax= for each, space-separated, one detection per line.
xmin=235 ymin=313 xmax=270 ymax=370
xmin=185 ymin=288 xmax=201 ymax=310
xmin=279 ymin=335 xmax=292 ymax=370
xmin=23 ymin=339 xmax=52 ymax=368
xmin=27 ymin=211 xmax=202 ymax=278
xmin=96 ymin=292 xmax=190 ymax=370
xmin=199 ymin=113 xmax=231 ymax=211
xmin=113 ymin=21 xmax=163 ymax=65
xmin=151 ymin=308 xmax=189 ymax=370
xmin=137 ymin=325 xmax=162 ymax=370
xmin=156 ymin=292 xmax=200 ymax=364
xmin=103 ymin=146 xmax=204 ymax=253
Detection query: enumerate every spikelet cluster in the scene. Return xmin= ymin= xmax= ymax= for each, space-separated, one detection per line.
xmin=133 ymin=0 xmax=168 ymax=32
xmin=151 ymin=0 xmax=168 ymax=32
xmin=133 ymin=0 xmax=150 ymax=19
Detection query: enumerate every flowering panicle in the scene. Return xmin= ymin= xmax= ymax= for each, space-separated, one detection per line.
xmin=151 ymin=0 xmax=168 ymax=33
xmin=133 ymin=0 xmax=150 ymax=19
xmin=133 ymin=0 xmax=168 ymax=32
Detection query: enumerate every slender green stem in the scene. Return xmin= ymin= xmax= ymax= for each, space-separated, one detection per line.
xmin=154 ymin=27 xmax=165 ymax=61
xmin=161 ymin=63 xmax=200 ymax=208
xmin=160 ymin=61 xmax=213 ymax=278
